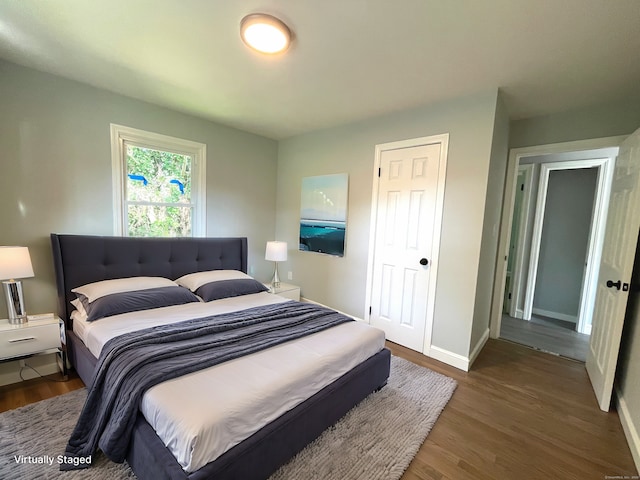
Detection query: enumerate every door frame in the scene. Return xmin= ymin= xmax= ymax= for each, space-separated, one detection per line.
xmin=508 ymin=163 xmax=536 ymax=319
xmin=523 ymin=158 xmax=613 ymax=333
xmin=490 ymin=136 xmax=627 ymax=339
xmin=364 ymin=133 xmax=449 ymax=356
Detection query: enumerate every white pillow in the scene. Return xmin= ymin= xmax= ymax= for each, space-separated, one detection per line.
xmin=175 ymin=270 xmax=252 ymax=292
xmin=70 ymin=305 xmax=88 ymax=324
xmin=71 ymin=276 xmax=177 ymax=303
xmin=70 ymin=297 xmax=87 ymax=317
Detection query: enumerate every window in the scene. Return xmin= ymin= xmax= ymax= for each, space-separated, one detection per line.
xmin=111 ymin=124 xmax=206 ymax=237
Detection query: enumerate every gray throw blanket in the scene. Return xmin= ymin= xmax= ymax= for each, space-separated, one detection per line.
xmin=61 ymin=301 xmax=352 ymax=470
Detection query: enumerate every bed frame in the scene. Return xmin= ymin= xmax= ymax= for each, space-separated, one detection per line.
xmin=50 ymin=234 xmax=390 ymax=480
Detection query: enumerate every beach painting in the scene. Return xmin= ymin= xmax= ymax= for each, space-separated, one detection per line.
xmin=299 ymin=173 xmax=348 ymax=257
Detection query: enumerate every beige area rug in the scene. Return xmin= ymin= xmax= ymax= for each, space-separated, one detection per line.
xmin=0 ymin=356 xmax=456 ymax=480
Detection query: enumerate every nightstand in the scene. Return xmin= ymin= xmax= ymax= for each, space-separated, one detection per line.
xmin=267 ymin=282 xmax=301 ymax=301
xmin=0 ymin=314 xmax=68 ymax=380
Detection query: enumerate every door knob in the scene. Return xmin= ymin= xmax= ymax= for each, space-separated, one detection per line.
xmin=606 ymin=280 xmax=621 ymax=290
xmin=419 ymin=258 xmax=429 ymax=266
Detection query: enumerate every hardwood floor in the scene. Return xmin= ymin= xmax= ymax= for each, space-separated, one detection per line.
xmin=0 ymin=370 xmax=84 ymax=412
xmin=1 ymin=339 xmax=636 ymax=479
xmin=389 ymin=339 xmax=637 ymax=480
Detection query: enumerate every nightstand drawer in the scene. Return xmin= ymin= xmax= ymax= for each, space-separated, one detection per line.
xmin=1 ymin=323 xmax=59 ymax=360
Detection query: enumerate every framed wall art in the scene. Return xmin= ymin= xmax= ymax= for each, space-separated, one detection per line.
xmin=299 ymin=173 xmax=348 ymax=257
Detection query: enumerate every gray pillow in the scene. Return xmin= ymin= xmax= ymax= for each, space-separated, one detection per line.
xmin=77 ymin=286 xmax=200 ymax=321
xmin=196 ymin=279 xmax=268 ymax=302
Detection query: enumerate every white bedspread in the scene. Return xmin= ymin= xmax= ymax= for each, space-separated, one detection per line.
xmin=72 ymin=293 xmax=385 ymax=473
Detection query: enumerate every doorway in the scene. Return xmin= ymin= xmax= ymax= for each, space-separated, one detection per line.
xmin=491 ymin=131 xmax=640 ymax=412
xmin=496 ymin=146 xmax=618 ymax=361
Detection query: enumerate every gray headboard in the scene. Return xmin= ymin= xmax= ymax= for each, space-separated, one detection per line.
xmin=50 ymin=234 xmax=248 ymax=325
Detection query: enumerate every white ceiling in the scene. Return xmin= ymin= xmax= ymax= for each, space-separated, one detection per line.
xmin=0 ymin=0 xmax=639 ymax=140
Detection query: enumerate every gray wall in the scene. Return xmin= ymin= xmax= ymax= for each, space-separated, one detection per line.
xmin=533 ymin=168 xmax=598 ymax=318
xmin=0 ymin=60 xmax=278 ymax=317
xmin=510 ymin=98 xmax=640 ymax=148
xmin=470 ymin=93 xmax=509 ymax=353
xmin=276 ymin=90 xmax=500 ymax=359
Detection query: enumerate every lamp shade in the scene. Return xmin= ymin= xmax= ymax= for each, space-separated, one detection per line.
xmin=0 ymin=246 xmax=34 ymax=280
xmin=265 ymin=241 xmax=287 ymax=262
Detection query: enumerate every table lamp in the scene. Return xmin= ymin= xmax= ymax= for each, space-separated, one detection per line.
xmin=265 ymin=241 xmax=287 ymax=289
xmin=0 ymin=246 xmax=34 ymax=324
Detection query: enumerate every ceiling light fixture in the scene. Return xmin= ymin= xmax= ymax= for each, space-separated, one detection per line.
xmin=240 ymin=13 xmax=291 ymax=55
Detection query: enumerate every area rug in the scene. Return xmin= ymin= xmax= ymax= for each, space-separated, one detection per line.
xmin=0 ymin=356 xmax=456 ymax=480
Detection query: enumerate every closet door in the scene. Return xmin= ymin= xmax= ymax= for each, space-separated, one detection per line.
xmin=369 ymin=139 xmax=446 ymax=353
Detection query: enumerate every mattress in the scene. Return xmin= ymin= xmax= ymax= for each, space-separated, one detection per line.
xmin=72 ymin=292 xmax=288 ymax=358
xmin=72 ymin=293 xmax=386 ymax=473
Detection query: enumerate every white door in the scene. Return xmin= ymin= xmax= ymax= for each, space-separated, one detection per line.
xmin=586 ymin=127 xmax=640 ymax=412
xmin=369 ymin=142 xmax=443 ymax=352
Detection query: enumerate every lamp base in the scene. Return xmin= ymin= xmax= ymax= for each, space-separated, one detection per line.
xmin=2 ymin=280 xmax=28 ymax=325
xmin=271 ymin=263 xmax=281 ymax=289
xmin=9 ymin=315 xmax=27 ymax=325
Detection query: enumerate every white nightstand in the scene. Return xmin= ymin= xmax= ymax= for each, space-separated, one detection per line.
xmin=0 ymin=314 xmax=68 ymax=379
xmin=267 ymin=283 xmax=301 ymax=301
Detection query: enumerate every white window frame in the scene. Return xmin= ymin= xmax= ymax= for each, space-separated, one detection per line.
xmin=110 ymin=124 xmax=207 ymax=237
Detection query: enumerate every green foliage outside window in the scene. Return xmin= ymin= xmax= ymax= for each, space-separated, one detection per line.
xmin=126 ymin=145 xmax=193 ymax=237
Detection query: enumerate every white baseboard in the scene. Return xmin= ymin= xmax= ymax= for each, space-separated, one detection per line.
xmin=300 ymin=296 xmax=365 ymax=322
xmin=616 ymin=389 xmax=640 ymax=474
xmin=0 ymin=354 xmax=59 ymax=387
xmin=469 ymin=328 xmax=490 ymax=368
xmin=532 ymin=308 xmax=577 ymax=324
xmin=429 ymin=345 xmax=470 ymax=372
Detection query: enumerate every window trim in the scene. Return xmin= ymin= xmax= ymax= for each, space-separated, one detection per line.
xmin=110 ymin=124 xmax=207 ymax=237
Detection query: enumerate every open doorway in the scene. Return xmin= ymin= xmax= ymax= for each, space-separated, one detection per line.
xmin=499 ymin=149 xmax=617 ymax=361
xmin=491 ymin=131 xmax=640 ymax=411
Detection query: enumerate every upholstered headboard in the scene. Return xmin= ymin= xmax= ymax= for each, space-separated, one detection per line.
xmin=50 ymin=234 xmax=248 ymax=324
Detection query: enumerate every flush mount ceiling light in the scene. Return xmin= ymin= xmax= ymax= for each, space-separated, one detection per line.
xmin=240 ymin=13 xmax=292 ymax=55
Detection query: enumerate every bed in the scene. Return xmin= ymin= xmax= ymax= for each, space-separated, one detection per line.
xmin=50 ymin=234 xmax=391 ymax=480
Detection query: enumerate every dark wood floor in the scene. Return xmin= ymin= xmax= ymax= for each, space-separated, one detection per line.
xmin=1 ymin=339 xmax=636 ymax=479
